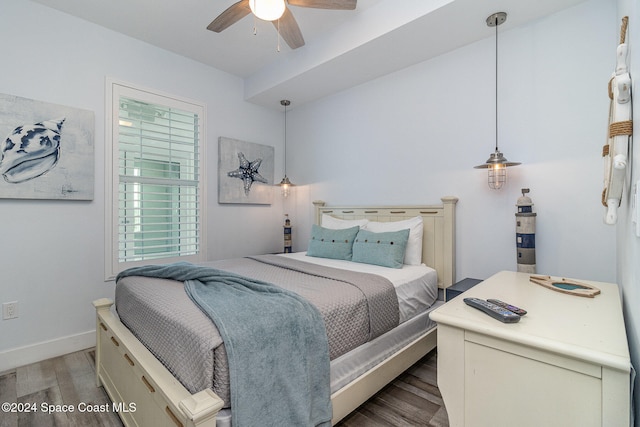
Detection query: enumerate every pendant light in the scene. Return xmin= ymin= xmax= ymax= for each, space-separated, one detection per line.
xmin=474 ymin=12 xmax=520 ymax=190
xmin=277 ymin=99 xmax=295 ymax=197
xmin=249 ymin=0 xmax=285 ymax=21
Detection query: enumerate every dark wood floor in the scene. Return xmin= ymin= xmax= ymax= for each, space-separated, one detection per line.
xmin=0 ymin=348 xmax=448 ymax=427
xmin=336 ymin=349 xmax=449 ymax=427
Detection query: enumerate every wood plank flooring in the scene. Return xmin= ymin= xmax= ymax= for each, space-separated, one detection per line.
xmin=0 ymin=349 xmax=122 ymax=427
xmin=0 ymin=348 xmax=448 ymax=426
xmin=336 ymin=349 xmax=449 ymax=427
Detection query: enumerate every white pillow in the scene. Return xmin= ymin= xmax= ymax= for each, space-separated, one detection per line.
xmin=364 ymin=216 xmax=423 ymax=265
xmin=321 ymin=214 xmax=369 ymax=230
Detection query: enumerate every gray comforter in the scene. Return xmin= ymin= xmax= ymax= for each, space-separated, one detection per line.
xmin=115 ymin=255 xmax=399 ymax=412
xmin=117 ymin=260 xmax=332 ymax=427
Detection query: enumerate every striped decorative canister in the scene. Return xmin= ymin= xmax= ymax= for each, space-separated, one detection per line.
xmin=516 ymin=189 xmax=536 ymax=273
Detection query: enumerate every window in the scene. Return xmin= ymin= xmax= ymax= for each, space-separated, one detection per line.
xmin=105 ymin=80 xmax=206 ymax=279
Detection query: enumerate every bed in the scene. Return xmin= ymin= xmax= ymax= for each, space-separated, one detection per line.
xmin=93 ymin=196 xmax=458 ymax=427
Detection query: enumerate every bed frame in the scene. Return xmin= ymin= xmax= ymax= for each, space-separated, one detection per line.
xmin=93 ymin=196 xmax=457 ymax=427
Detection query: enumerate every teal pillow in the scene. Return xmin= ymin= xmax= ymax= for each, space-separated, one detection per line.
xmin=352 ymin=228 xmax=410 ymax=269
xmin=307 ymin=224 xmax=360 ymax=260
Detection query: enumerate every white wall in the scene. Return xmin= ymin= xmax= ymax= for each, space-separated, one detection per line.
xmin=616 ymin=0 xmax=639 ymax=422
xmin=0 ymin=0 xmax=286 ymax=370
xmin=288 ymin=0 xmax=617 ymax=284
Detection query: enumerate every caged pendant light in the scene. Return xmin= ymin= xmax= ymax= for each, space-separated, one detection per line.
xmin=474 ymin=12 xmax=520 ymax=190
xmin=276 ymin=99 xmax=295 ymax=197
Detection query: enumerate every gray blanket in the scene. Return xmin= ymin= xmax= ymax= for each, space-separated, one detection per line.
xmin=246 ymin=255 xmax=399 ymax=343
xmin=117 ymin=263 xmax=332 ymax=427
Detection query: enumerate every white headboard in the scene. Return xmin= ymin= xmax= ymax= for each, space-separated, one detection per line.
xmin=313 ymin=196 xmax=458 ymax=289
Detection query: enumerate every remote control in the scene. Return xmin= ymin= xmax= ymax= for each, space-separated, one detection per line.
xmin=463 ymin=298 xmax=521 ymax=323
xmin=487 ymin=299 xmax=527 ymax=316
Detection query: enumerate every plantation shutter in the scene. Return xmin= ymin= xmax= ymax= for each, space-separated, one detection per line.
xmin=117 ymin=96 xmax=201 ymax=263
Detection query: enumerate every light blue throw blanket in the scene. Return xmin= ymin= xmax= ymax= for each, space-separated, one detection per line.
xmin=117 ymin=263 xmax=332 ymax=427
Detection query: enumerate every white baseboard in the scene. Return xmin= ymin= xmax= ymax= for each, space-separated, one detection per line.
xmin=0 ymin=330 xmax=96 ymax=374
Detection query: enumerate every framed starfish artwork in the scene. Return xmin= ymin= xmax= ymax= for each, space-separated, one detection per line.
xmin=218 ymin=136 xmax=274 ymax=205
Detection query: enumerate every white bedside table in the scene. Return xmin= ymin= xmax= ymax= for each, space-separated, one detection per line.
xmin=430 ymin=271 xmax=631 ymax=427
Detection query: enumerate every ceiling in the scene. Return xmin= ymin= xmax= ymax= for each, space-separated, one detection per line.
xmin=31 ymin=0 xmax=587 ymax=109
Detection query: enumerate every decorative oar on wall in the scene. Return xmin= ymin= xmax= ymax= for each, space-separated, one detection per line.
xmin=602 ymin=16 xmax=632 ymax=225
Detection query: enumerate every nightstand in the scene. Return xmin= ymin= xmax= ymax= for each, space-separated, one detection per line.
xmin=445 ymin=278 xmax=482 ymax=301
xmin=431 ymin=271 xmax=631 ymax=427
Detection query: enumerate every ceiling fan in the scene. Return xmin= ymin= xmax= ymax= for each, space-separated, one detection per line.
xmin=207 ymin=0 xmax=357 ymax=50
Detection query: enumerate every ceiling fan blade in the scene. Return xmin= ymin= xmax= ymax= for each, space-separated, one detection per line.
xmin=273 ymin=7 xmax=305 ymax=49
xmin=207 ymin=0 xmax=251 ymax=32
xmin=286 ymin=0 xmax=356 ymax=10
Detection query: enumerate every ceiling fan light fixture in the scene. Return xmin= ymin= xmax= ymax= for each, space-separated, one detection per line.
xmin=249 ymin=0 xmax=286 ymax=21
xmin=208 ymin=0 xmax=357 ymax=50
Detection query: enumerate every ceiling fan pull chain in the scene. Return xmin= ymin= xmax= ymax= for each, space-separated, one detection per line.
xmin=253 ymin=14 xmax=257 ymax=35
xmin=276 ymin=18 xmax=281 ymax=52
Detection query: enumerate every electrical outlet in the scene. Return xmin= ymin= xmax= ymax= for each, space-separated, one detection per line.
xmin=2 ymin=301 xmax=18 ymax=320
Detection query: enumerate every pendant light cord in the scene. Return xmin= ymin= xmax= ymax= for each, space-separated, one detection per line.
xmin=495 ymin=15 xmax=499 ymax=152
xmin=278 ymin=99 xmax=293 ymax=188
xmin=283 ymin=101 xmax=287 ymax=176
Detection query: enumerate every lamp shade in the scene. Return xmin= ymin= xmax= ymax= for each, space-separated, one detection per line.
xmin=278 ymin=175 xmax=294 ymax=197
xmin=474 ymin=149 xmax=521 ymax=169
xmin=474 ymin=149 xmax=520 ymax=190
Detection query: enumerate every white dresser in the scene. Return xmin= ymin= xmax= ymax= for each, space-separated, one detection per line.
xmin=430 ymin=271 xmax=631 ymax=427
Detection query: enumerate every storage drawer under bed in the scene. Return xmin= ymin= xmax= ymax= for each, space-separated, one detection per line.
xmin=94 ymin=299 xmax=223 ymax=427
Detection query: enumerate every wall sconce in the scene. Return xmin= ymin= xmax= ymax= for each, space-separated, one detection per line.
xmin=474 ymin=12 xmax=521 ymax=190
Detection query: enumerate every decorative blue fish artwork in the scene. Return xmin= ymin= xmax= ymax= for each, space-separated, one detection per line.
xmin=0 ymin=118 xmax=65 ymax=183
